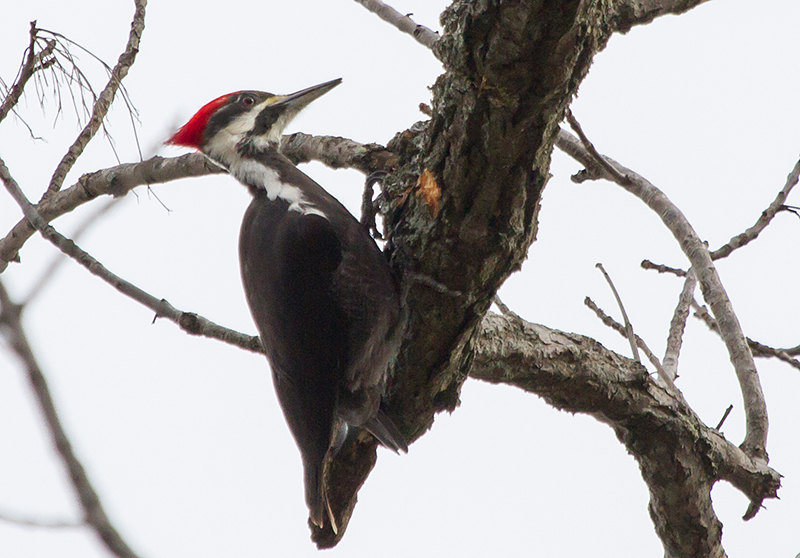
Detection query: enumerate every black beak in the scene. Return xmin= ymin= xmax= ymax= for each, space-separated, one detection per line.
xmin=271 ymin=78 xmax=342 ymax=114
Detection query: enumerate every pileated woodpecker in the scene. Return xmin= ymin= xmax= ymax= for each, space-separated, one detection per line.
xmin=167 ymin=79 xmax=406 ymax=531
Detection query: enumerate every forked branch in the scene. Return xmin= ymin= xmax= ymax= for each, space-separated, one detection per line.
xmin=472 ymin=312 xmax=780 ymax=557
xmin=558 ymin=122 xmax=768 ymax=461
xmin=43 ymin=0 xmax=147 ymax=200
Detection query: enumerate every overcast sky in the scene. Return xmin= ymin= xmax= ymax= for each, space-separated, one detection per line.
xmin=1 ymin=1 xmax=799 ymax=557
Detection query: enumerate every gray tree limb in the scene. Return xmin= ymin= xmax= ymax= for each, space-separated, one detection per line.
xmin=608 ymin=0 xmax=715 ymax=33
xmin=0 ymin=279 xmax=142 ymax=558
xmin=311 ymin=0 xmax=730 ymax=548
xmin=1 ymin=0 xmax=771 ymax=555
xmin=556 ymin=126 xmax=768 ymax=461
xmin=0 ymin=23 xmax=40 ymax=124
xmin=472 ymin=312 xmax=780 ymax=558
xmin=0 ymin=134 xmax=396 ymax=272
xmin=352 ymin=0 xmax=440 ymax=52
xmin=43 ymin=0 xmax=146 ymax=200
xmin=710 ymin=157 xmax=800 ymax=260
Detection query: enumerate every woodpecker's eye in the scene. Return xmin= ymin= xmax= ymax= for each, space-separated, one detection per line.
xmin=241 ymin=95 xmax=256 ymax=107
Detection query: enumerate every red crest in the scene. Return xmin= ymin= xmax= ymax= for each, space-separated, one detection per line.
xmin=167 ymin=93 xmax=236 ymax=148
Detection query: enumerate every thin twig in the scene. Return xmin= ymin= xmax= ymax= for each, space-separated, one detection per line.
xmin=21 ymin=198 xmax=119 ymax=305
xmin=31 ymin=27 xmax=142 ymax=164
xmin=558 ymin=121 xmax=769 ymax=461
xmin=584 ymin=296 xmax=667 ymax=379
xmin=352 ymin=0 xmax=440 ymax=53
xmin=0 ymin=509 xmax=82 ymax=529
xmin=662 ymin=270 xmax=696 ymax=382
xmin=641 ymin=259 xmax=687 ymax=277
xmin=716 ymin=405 xmax=734 ymax=431
xmin=748 ymin=340 xmax=800 ymax=371
xmin=595 ymin=263 xmax=640 ymax=363
xmin=0 ymin=280 xmax=141 ymax=558
xmin=44 ymin=0 xmax=146 ymax=200
xmin=0 ymin=154 xmax=262 ymax=355
xmin=566 ymin=110 xmax=631 ymax=185
xmin=691 ymin=299 xmax=800 ymax=371
xmin=710 ymin=157 xmax=800 ymax=260
xmin=0 ymin=23 xmax=39 ymax=124
xmin=493 ymin=294 xmax=526 ymax=328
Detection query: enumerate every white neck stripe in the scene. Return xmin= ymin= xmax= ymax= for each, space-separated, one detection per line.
xmin=232 ymin=159 xmax=327 ymax=218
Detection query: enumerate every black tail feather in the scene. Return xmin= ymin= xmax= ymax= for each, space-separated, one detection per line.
xmin=365 ymin=409 xmax=408 ymax=453
xmin=305 ymin=459 xmax=338 ymax=534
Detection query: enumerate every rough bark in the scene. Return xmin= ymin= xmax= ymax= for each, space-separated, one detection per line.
xmin=314 ymin=0 xmax=734 ymax=548
xmin=314 ymin=0 xmax=613 ymax=547
xmin=471 ymin=313 xmax=780 ymax=558
xmin=5 ymin=0 xmax=758 ymax=554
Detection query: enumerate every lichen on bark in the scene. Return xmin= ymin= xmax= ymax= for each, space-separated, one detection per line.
xmin=315 ymin=0 xmax=615 ymax=547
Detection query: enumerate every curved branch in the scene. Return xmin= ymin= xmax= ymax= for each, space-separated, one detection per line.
xmin=471 ymin=312 xmax=781 ymax=558
xmin=556 ymin=126 xmax=769 ymax=461
xmin=0 ymin=280 xmax=142 ymax=558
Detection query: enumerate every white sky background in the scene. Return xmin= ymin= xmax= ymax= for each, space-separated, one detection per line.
xmin=1 ymin=0 xmax=798 ymax=556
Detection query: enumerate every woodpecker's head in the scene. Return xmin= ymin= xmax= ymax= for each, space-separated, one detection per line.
xmin=167 ymin=78 xmax=341 ymax=166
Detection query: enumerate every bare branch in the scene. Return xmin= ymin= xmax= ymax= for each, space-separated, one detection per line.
xmin=0 ymin=154 xmax=262 ymax=355
xmin=21 ymin=198 xmax=120 ymax=306
xmin=0 ymin=23 xmax=39 ymax=124
xmin=0 ymin=509 xmax=82 ymax=529
xmin=557 ymin=124 xmax=769 ymax=461
xmin=595 ymin=262 xmax=640 ymax=363
xmin=690 ymin=300 xmax=800 ymax=371
xmin=44 ymin=0 xmax=146 ymax=200
xmin=642 ymin=157 xmax=799 ymax=273
xmin=280 ymin=132 xmax=398 ymax=174
xmin=0 ymin=152 xmax=223 ymax=271
xmin=584 ymin=296 xmax=668 ymax=382
xmin=0 ymin=134 xmax=396 ymax=272
xmin=748 ymin=339 xmax=800 ymax=371
xmin=691 ymin=299 xmax=719 ymax=333
xmin=716 ymin=404 xmax=734 ymax=431
xmin=783 ymin=344 xmax=800 ymax=357
xmin=0 ymin=281 xmax=142 ymax=558
xmin=566 ymin=111 xmax=631 ymax=186
xmin=472 ymin=312 xmax=781 ymax=556
xmin=493 ymin=295 xmax=522 ymax=323
xmin=662 ymin=270 xmax=696 ymax=381
xmin=641 ymin=259 xmax=687 ymax=277
xmin=608 ymin=0 xmax=715 ymax=34
xmin=710 ymin=157 xmax=800 ymax=260
xmin=352 ymin=0 xmax=440 ymax=53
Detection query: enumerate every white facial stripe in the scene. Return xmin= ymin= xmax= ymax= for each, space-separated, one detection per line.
xmin=232 ymin=159 xmax=327 ymax=218
xmin=205 ymin=98 xmax=281 ymax=164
